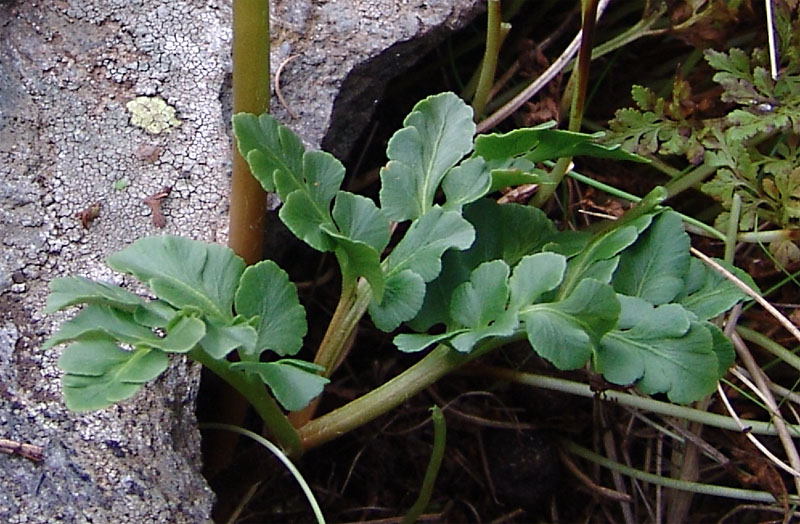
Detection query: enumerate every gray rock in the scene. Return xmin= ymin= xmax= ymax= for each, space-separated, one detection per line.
xmin=0 ymin=0 xmax=481 ymax=522
xmin=270 ymin=0 xmax=484 ymax=158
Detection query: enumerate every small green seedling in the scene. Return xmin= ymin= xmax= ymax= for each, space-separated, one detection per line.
xmin=46 ymin=92 xmax=752 ymax=455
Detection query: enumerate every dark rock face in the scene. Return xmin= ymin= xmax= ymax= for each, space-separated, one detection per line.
xmin=0 ymin=1 xmax=481 ymax=521
xmin=270 ymin=0 xmax=484 ymax=158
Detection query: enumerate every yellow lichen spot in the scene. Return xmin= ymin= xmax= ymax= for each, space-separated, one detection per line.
xmin=126 ymin=96 xmax=181 ymax=134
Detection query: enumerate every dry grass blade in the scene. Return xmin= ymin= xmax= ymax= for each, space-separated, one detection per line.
xmin=717 ymin=381 xmax=800 ymax=479
xmin=559 ymin=447 xmax=633 ymax=502
xmin=476 ymin=0 xmax=612 ymax=133
xmin=275 ymin=54 xmax=300 ymax=119
xmin=729 ymin=334 xmax=800 ymax=493
xmin=693 ymin=245 xmax=800 ymax=500
xmin=690 ymin=247 xmax=800 ymax=346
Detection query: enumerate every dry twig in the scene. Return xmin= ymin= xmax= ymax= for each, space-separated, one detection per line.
xmin=143 ymin=186 xmax=172 ymax=228
xmin=0 ymin=438 xmax=44 ymax=462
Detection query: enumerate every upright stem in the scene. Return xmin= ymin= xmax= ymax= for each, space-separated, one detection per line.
xmin=472 ymin=0 xmax=503 ymax=120
xmin=206 ymin=0 xmax=274 ymax=473
xmin=314 ymin=279 xmax=372 ymax=377
xmin=289 ymin=279 xmax=373 ymax=427
xmin=402 ymin=406 xmax=447 ymax=524
xmin=567 ymin=0 xmax=598 ymax=133
xmin=229 ymin=0 xmax=270 ymax=264
xmin=532 ymin=0 xmax=599 ymax=207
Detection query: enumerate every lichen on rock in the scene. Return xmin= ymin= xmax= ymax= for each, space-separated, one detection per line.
xmin=126 ymin=96 xmax=181 ymax=134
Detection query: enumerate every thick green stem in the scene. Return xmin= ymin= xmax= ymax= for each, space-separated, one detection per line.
xmin=298 ymin=339 xmax=505 ymax=451
xmin=229 ymin=0 xmax=270 ymax=264
xmin=471 ymin=0 xmax=503 ymax=120
xmin=289 ymin=279 xmax=372 ymax=427
xmin=189 ymin=348 xmax=301 ymax=457
xmin=299 ymin=345 xmax=459 ymax=450
xmin=314 ymin=279 xmax=372 ymax=377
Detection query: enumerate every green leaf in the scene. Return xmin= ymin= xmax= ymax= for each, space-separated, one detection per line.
xmin=44 ymin=305 xmax=150 ymax=349
xmin=542 ymin=230 xmax=591 ymax=257
xmin=394 ymin=330 xmax=467 ymax=353
xmin=59 ymin=340 xmax=168 ymax=411
xmin=232 ymin=112 xmax=305 ymax=193
xmin=157 ymin=316 xmax=207 ymax=353
xmin=43 ymin=304 xmax=205 ymax=354
xmin=198 ymin=316 xmax=258 ymax=360
xmin=613 ymin=211 xmax=690 ymax=305
xmin=326 ymin=192 xmax=390 ymax=300
xmin=677 ymin=258 xmax=755 ymax=321
xmin=326 ymin=230 xmax=386 ymax=302
xmin=441 ymin=157 xmax=492 ymax=211
xmin=409 ymin=199 xmax=556 ymax=331
xmin=463 ymin=199 xmax=558 ymax=266
xmin=133 ymin=300 xmax=178 ymax=328
xmin=474 ymin=121 xmax=556 ymax=159
xmin=107 ymin=236 xmax=245 ymax=320
xmin=234 ymin=260 xmax=307 ymax=357
xmin=380 ymin=92 xmax=476 ymax=221
xmin=231 ymin=359 xmax=329 ymax=411
xmin=450 ymin=260 xmax=510 ymax=328
xmin=331 ymin=192 xmax=391 ymax=253
xmin=368 ymin=270 xmax=426 ymax=332
xmin=508 ymin=253 xmax=567 ymax=310
xmin=395 ymin=260 xmax=521 ymax=354
xmin=449 ymin=310 xmax=517 ymax=353
xmin=277 ymin=150 xmax=345 ymax=252
xmin=489 ymin=168 xmax=547 ymax=192
xmin=560 ymin=215 xmax=653 ymax=297
xmin=596 ymin=303 xmax=719 ymax=403
xmin=706 ymin=321 xmax=735 ymax=376
xmin=45 ymin=276 xmax=145 ymax=313
xmin=475 ymin=124 xmax=648 ymax=164
xmin=385 ymin=206 xmax=475 ymax=282
xmin=521 ymin=279 xmax=619 ymax=370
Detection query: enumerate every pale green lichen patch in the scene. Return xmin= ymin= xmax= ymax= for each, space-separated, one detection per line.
xmin=126 ymin=96 xmax=181 ymax=134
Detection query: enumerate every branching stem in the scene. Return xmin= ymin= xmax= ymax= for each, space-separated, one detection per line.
xmin=290 ymin=279 xmax=373 ymax=427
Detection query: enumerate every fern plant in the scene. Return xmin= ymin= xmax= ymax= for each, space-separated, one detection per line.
xmin=603 ymin=6 xmax=800 ymax=264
